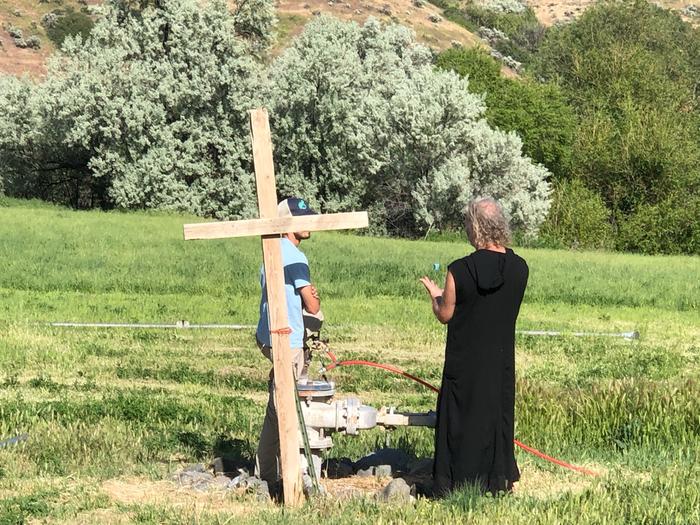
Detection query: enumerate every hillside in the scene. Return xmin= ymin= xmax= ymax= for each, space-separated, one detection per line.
xmin=527 ymin=0 xmax=697 ymax=25
xmin=0 ymin=0 xmax=483 ymax=77
xmin=3 ymin=0 xmax=698 ymax=77
xmin=275 ymin=0 xmax=481 ymax=50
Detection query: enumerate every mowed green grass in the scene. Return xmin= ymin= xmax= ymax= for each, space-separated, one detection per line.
xmin=0 ymin=198 xmax=698 ymax=524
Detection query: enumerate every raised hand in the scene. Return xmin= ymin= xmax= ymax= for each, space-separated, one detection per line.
xmin=419 ymin=276 xmax=443 ymax=299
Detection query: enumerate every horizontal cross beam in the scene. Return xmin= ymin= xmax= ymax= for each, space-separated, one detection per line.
xmin=184 ymin=211 xmax=369 ymax=240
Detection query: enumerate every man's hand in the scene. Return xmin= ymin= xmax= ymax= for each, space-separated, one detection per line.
xmin=309 ymin=285 xmax=320 ymax=299
xmin=419 ymin=276 xmax=443 ymax=299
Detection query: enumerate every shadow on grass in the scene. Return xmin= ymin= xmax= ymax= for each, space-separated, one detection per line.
xmin=210 ymin=435 xmax=255 ymax=474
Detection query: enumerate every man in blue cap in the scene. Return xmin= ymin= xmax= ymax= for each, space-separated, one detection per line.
xmin=255 ymin=197 xmax=321 ymax=496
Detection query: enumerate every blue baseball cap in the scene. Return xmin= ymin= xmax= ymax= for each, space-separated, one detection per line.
xmin=277 ymin=197 xmax=317 ymax=217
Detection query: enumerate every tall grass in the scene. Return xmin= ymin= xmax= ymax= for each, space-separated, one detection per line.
xmin=0 ymin=199 xmax=698 ymax=523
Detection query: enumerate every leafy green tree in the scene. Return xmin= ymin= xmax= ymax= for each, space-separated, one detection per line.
xmin=617 ymin=195 xmax=700 ymax=255
xmin=531 ymin=0 xmax=700 ymax=253
xmin=538 ymin=178 xmax=613 ymax=250
xmin=270 ymin=17 xmax=551 ymax=236
xmin=45 ymin=8 xmax=95 ymax=48
xmin=533 ymin=0 xmax=699 ymax=112
xmin=231 ymin=0 xmax=277 ymax=53
xmin=437 ymin=47 xmax=575 ymax=178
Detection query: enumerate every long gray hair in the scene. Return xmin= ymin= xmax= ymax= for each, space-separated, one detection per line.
xmin=464 ymin=197 xmax=511 ymax=248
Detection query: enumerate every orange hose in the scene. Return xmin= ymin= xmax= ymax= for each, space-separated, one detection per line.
xmin=326 ymin=359 xmax=599 ymax=477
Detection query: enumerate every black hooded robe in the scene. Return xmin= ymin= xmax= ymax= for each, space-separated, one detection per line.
xmin=433 ymin=248 xmax=529 ymax=496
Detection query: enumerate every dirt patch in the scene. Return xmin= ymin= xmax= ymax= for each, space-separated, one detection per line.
xmin=277 ymin=0 xmax=482 ymax=51
xmin=514 ymin=461 xmax=601 ymax=499
xmin=528 ymin=0 xmax=696 ymax=27
xmin=0 ymin=29 xmax=47 ymax=78
xmin=101 ymin=477 xmax=262 ymax=514
xmin=323 ymin=474 xmax=389 ymax=499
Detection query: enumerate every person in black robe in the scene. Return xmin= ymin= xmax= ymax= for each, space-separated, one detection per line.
xmin=420 ymin=197 xmax=529 ymax=497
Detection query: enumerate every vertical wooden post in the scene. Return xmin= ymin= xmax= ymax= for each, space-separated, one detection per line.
xmin=250 ymin=108 xmax=303 ymax=506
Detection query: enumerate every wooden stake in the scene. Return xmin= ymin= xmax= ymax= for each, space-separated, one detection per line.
xmin=183 ymin=108 xmax=368 ymax=506
xmin=250 ymin=108 xmax=303 ymax=506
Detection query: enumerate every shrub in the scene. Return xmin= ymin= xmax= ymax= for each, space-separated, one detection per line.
xmin=41 ymin=12 xmax=59 ymax=29
xmin=437 ymin=47 xmax=575 ymax=178
xmin=476 ymin=0 xmax=527 ymax=13
xmin=270 ymin=17 xmax=551 ymax=236
xmin=617 ymin=197 xmax=700 ymax=255
xmin=461 ymin=4 xmax=544 ymax=64
xmin=538 ymin=178 xmax=613 ymax=250
xmin=45 ymin=8 xmax=93 ymax=47
xmin=25 ymin=35 xmax=41 ymax=49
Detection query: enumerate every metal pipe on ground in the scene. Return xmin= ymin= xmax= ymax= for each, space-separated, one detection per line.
xmin=48 ymin=322 xmax=255 ymax=329
xmin=0 ymin=434 xmax=28 ymax=448
xmin=48 ymin=322 xmax=640 ymax=340
xmin=517 ymin=330 xmax=639 ymax=340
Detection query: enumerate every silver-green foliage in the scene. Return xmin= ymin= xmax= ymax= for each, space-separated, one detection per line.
xmin=0 ymin=7 xmax=549 ymax=234
xmin=270 ymin=17 xmax=550 ymax=235
xmin=1 ymin=0 xmax=264 ymax=218
xmin=231 ymin=0 xmax=277 ymax=53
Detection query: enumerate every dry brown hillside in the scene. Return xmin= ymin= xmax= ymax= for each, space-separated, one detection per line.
xmin=528 ymin=0 xmax=697 ymax=26
xmin=1 ymin=0 xmax=697 ymax=77
xmin=275 ymin=0 xmax=481 ymax=50
xmin=0 ymin=0 xmax=484 ymax=77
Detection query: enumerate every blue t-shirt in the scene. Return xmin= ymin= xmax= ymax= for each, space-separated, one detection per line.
xmin=256 ymin=238 xmax=311 ymax=349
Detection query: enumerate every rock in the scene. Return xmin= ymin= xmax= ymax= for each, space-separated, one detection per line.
xmin=227 ymin=468 xmax=252 ymax=488
xmin=378 ymin=478 xmax=412 ymax=503
xmin=248 ymin=478 xmax=270 ymax=500
xmin=428 ymin=14 xmax=443 ymax=23
xmin=354 ymin=448 xmax=417 ymax=473
xmin=379 ymin=4 xmax=392 ymax=15
xmin=210 ymin=457 xmax=225 ymax=475
xmin=255 ymin=480 xmax=270 ymax=501
xmin=413 ymin=0 xmax=426 ymax=7
xmin=191 ymin=479 xmax=213 ymax=492
xmin=174 ymin=470 xmax=214 ymax=487
xmin=375 ymin=465 xmax=392 ymax=477
xmin=212 ymin=475 xmax=231 ymax=488
xmin=356 ymin=467 xmax=375 ymax=477
xmin=172 ymin=463 xmax=217 ymax=487
xmin=183 ymin=463 xmax=207 ymax=473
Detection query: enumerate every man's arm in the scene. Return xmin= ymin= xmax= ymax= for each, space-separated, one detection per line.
xmin=419 ymin=271 xmax=456 ymax=324
xmin=299 ymin=284 xmax=320 ymax=314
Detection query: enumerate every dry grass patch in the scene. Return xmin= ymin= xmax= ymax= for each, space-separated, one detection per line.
xmin=277 ymin=0 xmax=481 ymax=50
xmin=101 ymin=476 xmax=262 ymax=515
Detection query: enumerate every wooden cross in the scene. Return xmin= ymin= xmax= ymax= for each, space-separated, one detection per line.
xmin=183 ymin=108 xmax=368 ymax=506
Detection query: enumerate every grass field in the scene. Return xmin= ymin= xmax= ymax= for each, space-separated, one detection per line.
xmin=0 ymin=197 xmax=699 ymax=524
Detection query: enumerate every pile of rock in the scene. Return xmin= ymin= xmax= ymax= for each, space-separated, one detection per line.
xmin=172 ymin=462 xmax=270 ymax=500
xmin=170 ymin=448 xmax=434 ymax=503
